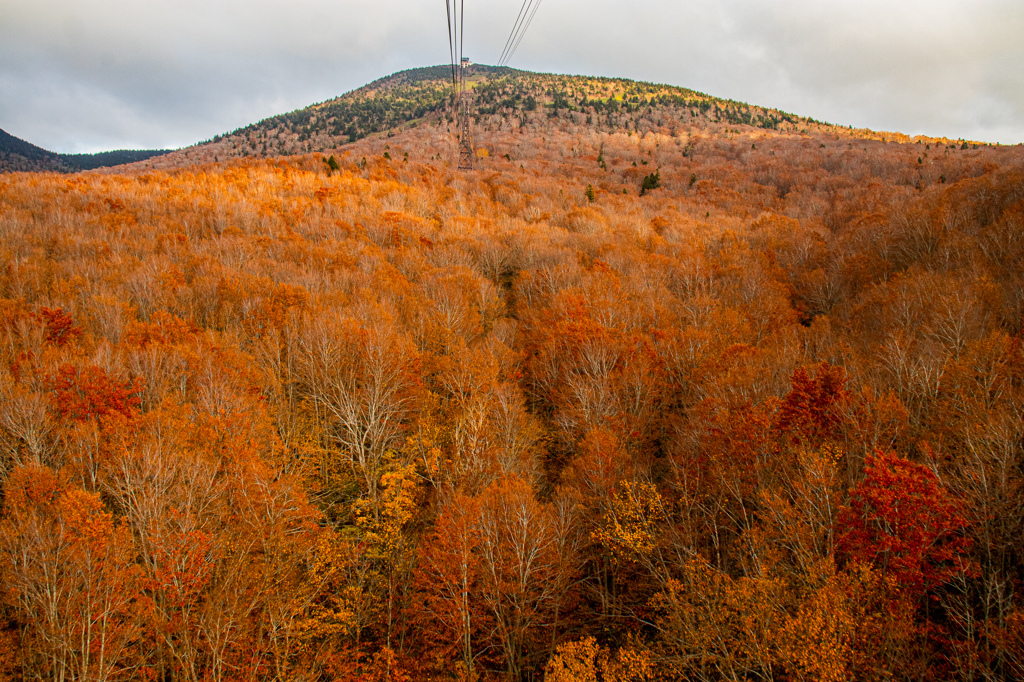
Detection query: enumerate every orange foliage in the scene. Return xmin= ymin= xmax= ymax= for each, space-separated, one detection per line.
xmin=0 ymin=108 xmax=1022 ymax=681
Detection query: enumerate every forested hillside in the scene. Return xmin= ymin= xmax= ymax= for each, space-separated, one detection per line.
xmin=0 ymin=128 xmax=170 ymax=173
xmin=1 ymin=65 xmax=1024 ymax=681
xmin=142 ymin=64 xmax=905 ymax=171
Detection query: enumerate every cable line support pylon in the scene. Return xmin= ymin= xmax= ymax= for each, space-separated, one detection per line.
xmin=457 ymin=57 xmax=475 ymax=171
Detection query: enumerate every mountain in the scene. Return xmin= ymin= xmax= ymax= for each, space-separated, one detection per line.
xmin=1 ymin=64 xmax=1024 ymax=681
xmin=0 ymin=127 xmax=171 ymax=173
xmin=8 ymin=65 xmax=985 ymax=173
xmin=133 ymin=63 xmax=988 ymax=172
xmin=140 ymin=64 xmax=857 ymax=166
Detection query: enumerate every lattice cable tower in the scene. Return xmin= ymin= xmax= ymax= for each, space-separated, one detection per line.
xmin=443 ymin=0 xmax=543 ymax=172
xmin=457 ymin=57 xmax=475 ymax=170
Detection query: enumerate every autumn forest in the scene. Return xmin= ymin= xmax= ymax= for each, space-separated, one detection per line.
xmin=1 ymin=67 xmax=1024 ymax=681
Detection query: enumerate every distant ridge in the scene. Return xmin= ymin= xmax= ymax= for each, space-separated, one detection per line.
xmin=151 ymin=63 xmax=968 ymax=171
xmin=0 ymin=128 xmax=171 ymax=173
xmin=10 ymin=65 xmax=984 ymax=174
xmin=182 ymin=64 xmax=826 ymax=164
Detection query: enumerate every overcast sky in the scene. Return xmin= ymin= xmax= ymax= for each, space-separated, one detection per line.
xmin=1 ymin=0 xmax=1021 ymax=153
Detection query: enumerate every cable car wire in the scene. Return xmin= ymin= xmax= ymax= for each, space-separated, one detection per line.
xmin=498 ymin=0 xmax=543 ymax=66
xmin=497 ymin=0 xmax=532 ymax=67
xmin=503 ymin=0 xmax=542 ymax=66
xmin=445 ymin=0 xmax=457 ymax=91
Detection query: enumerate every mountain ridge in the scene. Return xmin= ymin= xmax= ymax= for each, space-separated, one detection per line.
xmin=5 ymin=64 xmax=998 ymax=174
xmin=131 ymin=63 xmax=992 ymax=172
xmin=0 ymin=127 xmax=172 ymax=173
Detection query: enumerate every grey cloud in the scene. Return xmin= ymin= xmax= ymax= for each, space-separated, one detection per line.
xmin=0 ymin=0 xmax=444 ymax=151
xmin=519 ymin=0 xmax=1023 ymax=142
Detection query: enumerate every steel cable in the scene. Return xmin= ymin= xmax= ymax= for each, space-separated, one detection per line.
xmin=445 ymin=0 xmax=457 ymax=91
xmin=498 ymin=0 xmax=532 ymax=67
xmin=503 ymin=0 xmax=542 ymax=66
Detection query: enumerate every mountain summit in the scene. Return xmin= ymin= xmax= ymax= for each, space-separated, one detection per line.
xmin=128 ymin=63 xmax=990 ymax=175
xmin=149 ymin=64 xmax=854 ymax=168
xmin=4 ymin=65 xmax=984 ymax=174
